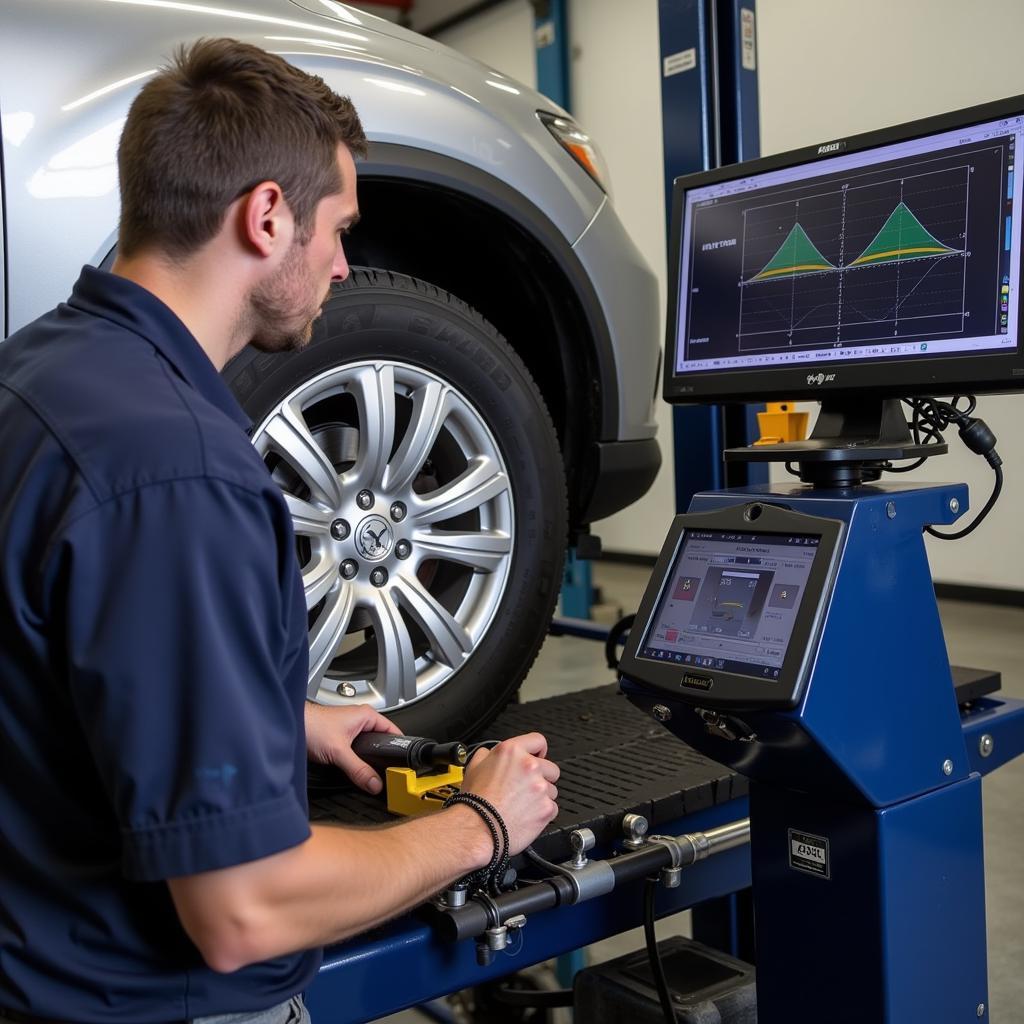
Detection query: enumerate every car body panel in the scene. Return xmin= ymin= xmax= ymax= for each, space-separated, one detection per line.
xmin=0 ymin=0 xmax=658 ymax=442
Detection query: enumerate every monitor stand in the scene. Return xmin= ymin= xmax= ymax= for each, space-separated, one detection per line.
xmin=724 ymin=397 xmax=946 ymax=487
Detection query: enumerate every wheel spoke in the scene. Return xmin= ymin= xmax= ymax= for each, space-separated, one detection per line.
xmin=284 ymin=493 xmax=333 ymax=536
xmin=393 ymin=575 xmax=473 ymax=669
xmin=410 ymin=528 xmax=512 ymax=573
xmin=344 ymin=364 xmax=396 ymax=491
xmin=264 ymin=401 xmax=344 ymax=508
xmin=383 ymin=381 xmax=450 ymax=493
xmin=412 ymin=456 xmax=509 ymax=525
xmin=308 ymin=584 xmax=356 ymax=698
xmin=302 ymin=546 xmax=339 ymax=611
xmin=368 ymin=594 xmax=418 ymax=706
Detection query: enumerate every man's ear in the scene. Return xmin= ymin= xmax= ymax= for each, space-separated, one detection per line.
xmin=240 ymin=181 xmax=292 ymax=258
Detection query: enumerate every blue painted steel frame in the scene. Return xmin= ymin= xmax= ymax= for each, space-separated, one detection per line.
xmin=304 ymin=799 xmax=750 ymax=1023
xmin=534 ymin=0 xmax=570 ymax=112
xmin=660 ymin=0 xmax=766 ymax=512
xmin=622 ymin=481 xmax=1024 ymax=1021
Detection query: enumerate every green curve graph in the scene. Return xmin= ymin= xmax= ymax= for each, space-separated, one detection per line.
xmin=750 ymin=223 xmax=836 ymax=281
xmin=748 ymin=201 xmax=959 ymax=283
xmin=848 ymin=201 xmax=957 ymax=266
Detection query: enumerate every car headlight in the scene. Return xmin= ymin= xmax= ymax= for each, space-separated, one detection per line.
xmin=537 ymin=111 xmax=611 ymax=196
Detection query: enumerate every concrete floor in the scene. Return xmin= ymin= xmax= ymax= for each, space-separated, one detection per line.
xmin=371 ymin=561 xmax=1024 ymax=1022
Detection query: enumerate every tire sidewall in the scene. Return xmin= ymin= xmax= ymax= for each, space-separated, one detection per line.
xmin=225 ymin=273 xmax=566 ymax=737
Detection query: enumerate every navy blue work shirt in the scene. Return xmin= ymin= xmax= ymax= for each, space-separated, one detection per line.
xmin=0 ymin=267 xmax=319 ymax=1021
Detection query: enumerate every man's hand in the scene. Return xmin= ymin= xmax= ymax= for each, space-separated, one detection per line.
xmin=459 ymin=733 xmax=559 ymax=854
xmin=304 ymin=702 xmax=401 ymax=794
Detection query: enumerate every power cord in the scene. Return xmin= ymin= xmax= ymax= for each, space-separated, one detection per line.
xmin=643 ymin=878 xmax=676 ymax=1023
xmin=885 ymin=396 xmax=1003 ymax=540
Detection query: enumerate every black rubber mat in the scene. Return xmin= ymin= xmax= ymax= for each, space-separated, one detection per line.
xmin=308 ymin=684 xmax=746 ymax=860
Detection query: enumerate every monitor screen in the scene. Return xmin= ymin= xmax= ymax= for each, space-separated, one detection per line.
xmin=665 ymin=97 xmax=1024 ymax=403
xmin=638 ymin=529 xmax=820 ymax=680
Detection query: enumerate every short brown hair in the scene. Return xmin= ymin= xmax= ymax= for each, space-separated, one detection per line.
xmin=117 ymin=38 xmax=367 ymax=258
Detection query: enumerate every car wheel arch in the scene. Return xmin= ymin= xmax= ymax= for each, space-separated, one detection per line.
xmin=351 ymin=143 xmax=618 ymax=527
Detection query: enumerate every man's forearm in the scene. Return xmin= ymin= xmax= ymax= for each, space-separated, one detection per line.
xmin=169 ymin=804 xmax=491 ymax=972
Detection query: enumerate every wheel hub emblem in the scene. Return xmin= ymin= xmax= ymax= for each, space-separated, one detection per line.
xmin=356 ymin=515 xmax=394 ymax=561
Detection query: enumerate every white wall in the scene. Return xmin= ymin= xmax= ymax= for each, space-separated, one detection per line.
xmin=757 ymin=0 xmax=1024 ymax=591
xmin=567 ymin=0 xmax=675 ymax=557
xmin=434 ymin=0 xmax=537 ymax=89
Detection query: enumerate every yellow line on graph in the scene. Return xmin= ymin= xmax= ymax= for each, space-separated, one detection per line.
xmin=849 ymin=246 xmax=951 ymax=266
xmin=752 ymin=263 xmax=833 ymax=280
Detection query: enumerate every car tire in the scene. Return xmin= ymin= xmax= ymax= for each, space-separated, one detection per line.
xmin=223 ymin=268 xmax=567 ymax=740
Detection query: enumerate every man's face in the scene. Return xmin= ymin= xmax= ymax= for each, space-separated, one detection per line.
xmin=249 ymin=144 xmax=360 ymax=353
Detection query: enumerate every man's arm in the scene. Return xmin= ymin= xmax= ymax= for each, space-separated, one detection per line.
xmin=167 ymin=732 xmax=559 ymax=972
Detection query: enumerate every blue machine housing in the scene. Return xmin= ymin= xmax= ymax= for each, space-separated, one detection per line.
xmin=628 ymin=482 xmax=971 ymax=806
xmin=620 ymin=481 xmax=1024 ymax=1022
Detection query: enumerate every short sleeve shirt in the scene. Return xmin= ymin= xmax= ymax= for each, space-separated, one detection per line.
xmin=0 ymin=267 xmax=319 ymax=1021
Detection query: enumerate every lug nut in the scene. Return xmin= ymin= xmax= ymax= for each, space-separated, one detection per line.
xmin=369 ymin=566 xmax=389 ymax=588
xmin=357 ymin=490 xmax=374 ymax=510
xmin=340 ymin=559 xmax=358 ymax=580
xmin=330 ymin=518 xmax=350 ymax=541
xmin=390 ymin=501 xmax=407 ymax=523
xmin=395 ymin=539 xmax=412 ymax=559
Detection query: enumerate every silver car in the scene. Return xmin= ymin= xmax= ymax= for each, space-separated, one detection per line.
xmin=0 ymin=0 xmax=661 ymax=739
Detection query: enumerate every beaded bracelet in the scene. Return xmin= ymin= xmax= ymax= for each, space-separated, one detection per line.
xmin=443 ymin=791 xmax=511 ymax=894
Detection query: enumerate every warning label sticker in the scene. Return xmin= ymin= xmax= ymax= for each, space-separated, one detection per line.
xmin=788 ymin=829 xmax=830 ymax=879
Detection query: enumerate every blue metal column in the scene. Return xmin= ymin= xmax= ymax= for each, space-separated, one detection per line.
xmin=659 ymin=0 xmax=762 ymax=954
xmin=533 ymin=0 xmax=570 ymax=110
xmin=535 ymin=0 xmax=596 ymax=623
xmin=660 ymin=0 xmax=766 ymax=513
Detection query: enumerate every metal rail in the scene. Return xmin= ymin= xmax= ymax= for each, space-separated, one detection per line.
xmin=437 ymin=817 xmax=751 ymax=945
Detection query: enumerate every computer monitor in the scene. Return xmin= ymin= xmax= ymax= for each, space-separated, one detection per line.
xmin=664 ymin=95 xmax=1024 ymax=406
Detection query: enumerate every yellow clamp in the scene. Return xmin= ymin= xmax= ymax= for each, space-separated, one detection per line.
xmin=385 ymin=765 xmax=464 ymax=817
xmin=755 ymin=401 xmax=809 ymax=445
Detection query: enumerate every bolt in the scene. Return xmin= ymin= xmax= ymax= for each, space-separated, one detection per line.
xmin=337 ymin=682 xmax=357 ymax=698
xmin=653 ymin=704 xmax=672 ymax=723
xmin=978 ymin=1004 xmax=986 ymax=1018
xmin=949 ymin=497 xmax=961 ymax=514
xmin=369 ymin=566 xmax=389 ymax=588
xmin=357 ymin=489 xmax=374 ymax=510
xmin=942 ymin=759 xmax=954 ymax=776
xmin=886 ymin=501 xmax=896 ymax=520
xmin=330 ymin=518 xmax=350 ymax=541
xmin=390 ymin=501 xmax=407 ymax=523
xmin=979 ymin=734 xmax=994 ymax=758
xmin=340 ymin=559 xmax=358 ymax=580
xmin=395 ymin=539 xmax=412 ymax=559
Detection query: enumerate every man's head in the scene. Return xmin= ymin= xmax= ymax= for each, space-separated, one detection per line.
xmin=117 ymin=38 xmax=365 ymax=352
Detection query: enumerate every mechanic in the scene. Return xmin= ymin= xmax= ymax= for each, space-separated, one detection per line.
xmin=0 ymin=38 xmax=559 ymax=1024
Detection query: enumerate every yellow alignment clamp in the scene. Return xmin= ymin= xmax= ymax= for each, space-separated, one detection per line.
xmin=754 ymin=401 xmax=809 ymax=446
xmin=385 ymin=765 xmax=464 ymax=817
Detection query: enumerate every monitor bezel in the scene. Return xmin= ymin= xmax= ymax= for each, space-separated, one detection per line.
xmin=665 ymin=93 xmax=1024 ymax=405
xmin=618 ymin=502 xmax=844 ymax=710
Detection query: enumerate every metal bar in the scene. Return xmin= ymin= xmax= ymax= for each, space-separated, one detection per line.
xmin=440 ymin=816 xmax=751 ymax=940
xmin=547 ymin=616 xmax=611 ymax=642
xmin=306 ymin=800 xmax=751 ymax=1022
xmin=960 ymin=696 xmax=1024 ymax=775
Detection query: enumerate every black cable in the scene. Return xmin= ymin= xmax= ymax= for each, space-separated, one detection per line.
xmin=644 ymin=878 xmax=675 ymax=1023
xmin=524 ymin=846 xmax=579 ymax=884
xmin=879 ymin=396 xmax=1004 ymax=539
xmin=927 ymin=465 xmax=1003 ymax=540
xmin=605 ymin=614 xmax=635 ymax=670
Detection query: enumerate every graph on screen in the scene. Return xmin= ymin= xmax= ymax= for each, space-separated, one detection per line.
xmin=737 ymin=163 xmax=970 ymax=349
